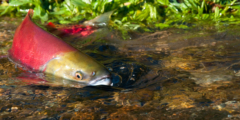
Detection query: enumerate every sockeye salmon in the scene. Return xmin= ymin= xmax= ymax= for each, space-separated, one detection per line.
xmin=8 ymin=9 xmax=111 ymax=86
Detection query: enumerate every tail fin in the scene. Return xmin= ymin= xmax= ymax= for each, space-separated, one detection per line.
xmin=83 ymin=10 xmax=115 ymax=27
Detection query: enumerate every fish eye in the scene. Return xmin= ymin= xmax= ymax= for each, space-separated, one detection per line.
xmin=75 ymin=72 xmax=83 ymax=80
xmin=92 ymin=71 xmax=96 ymax=76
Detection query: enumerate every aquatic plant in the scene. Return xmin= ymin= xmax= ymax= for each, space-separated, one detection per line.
xmin=0 ymin=0 xmax=239 ymax=36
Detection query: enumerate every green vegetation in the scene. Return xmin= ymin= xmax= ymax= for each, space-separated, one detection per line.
xmin=0 ymin=0 xmax=240 ymax=35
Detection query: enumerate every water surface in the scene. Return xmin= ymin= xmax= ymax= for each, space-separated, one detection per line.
xmin=0 ymin=17 xmax=240 ymax=119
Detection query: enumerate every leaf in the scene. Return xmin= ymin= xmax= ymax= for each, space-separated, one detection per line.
xmin=71 ymin=0 xmax=91 ymax=9
xmin=0 ymin=6 xmax=15 ymax=16
xmin=215 ymin=7 xmax=220 ymax=19
xmin=168 ymin=4 xmax=179 ymax=13
xmin=149 ymin=4 xmax=157 ymax=20
xmin=202 ymin=14 xmax=210 ymax=20
xmin=176 ymin=24 xmax=189 ymax=29
xmin=50 ymin=7 xmax=69 ymax=15
xmin=114 ymin=19 xmax=122 ymax=25
xmin=32 ymin=5 xmax=48 ymax=23
xmin=59 ymin=20 xmax=72 ymax=24
xmin=155 ymin=23 xmax=169 ymax=29
xmin=0 ymin=1 xmax=9 ymax=6
xmin=135 ymin=3 xmax=150 ymax=21
xmin=157 ymin=0 xmax=169 ymax=6
xmin=9 ymin=0 xmax=33 ymax=6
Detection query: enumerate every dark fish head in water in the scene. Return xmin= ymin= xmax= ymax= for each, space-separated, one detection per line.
xmin=8 ymin=9 xmax=111 ymax=86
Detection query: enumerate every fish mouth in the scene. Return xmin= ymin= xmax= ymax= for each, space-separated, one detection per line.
xmin=88 ymin=75 xmax=111 ymax=86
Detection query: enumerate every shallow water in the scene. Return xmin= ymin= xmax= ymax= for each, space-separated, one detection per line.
xmin=1 ymin=16 xmax=240 ymax=119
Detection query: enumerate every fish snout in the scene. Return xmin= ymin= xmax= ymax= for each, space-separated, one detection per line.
xmin=88 ymin=72 xmax=111 ymax=86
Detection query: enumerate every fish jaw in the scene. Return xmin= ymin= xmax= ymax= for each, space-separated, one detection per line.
xmin=43 ymin=51 xmax=111 ymax=86
xmin=88 ymin=76 xmax=111 ymax=86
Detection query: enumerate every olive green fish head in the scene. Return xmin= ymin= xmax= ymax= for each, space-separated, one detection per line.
xmin=43 ymin=51 xmax=111 ymax=86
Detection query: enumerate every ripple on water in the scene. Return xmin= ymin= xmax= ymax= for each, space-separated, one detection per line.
xmin=1 ymin=18 xmax=240 ymax=119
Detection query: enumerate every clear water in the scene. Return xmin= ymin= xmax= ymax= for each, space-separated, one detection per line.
xmin=0 ymin=17 xmax=240 ymax=119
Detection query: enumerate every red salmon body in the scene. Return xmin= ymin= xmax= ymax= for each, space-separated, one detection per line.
xmin=47 ymin=22 xmax=95 ymax=37
xmin=9 ymin=9 xmax=77 ymax=71
xmin=8 ymin=9 xmax=111 ymax=86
